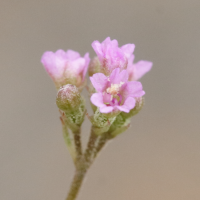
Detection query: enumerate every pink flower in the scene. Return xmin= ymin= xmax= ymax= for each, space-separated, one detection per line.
xmin=41 ymin=50 xmax=90 ymax=89
xmin=91 ymin=37 xmax=135 ymax=76
xmin=127 ymin=55 xmax=152 ymax=81
xmin=90 ymin=68 xmax=145 ymax=113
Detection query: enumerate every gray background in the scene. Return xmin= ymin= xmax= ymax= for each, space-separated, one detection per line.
xmin=1 ymin=1 xmax=200 ymax=200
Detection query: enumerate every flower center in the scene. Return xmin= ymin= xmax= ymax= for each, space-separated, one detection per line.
xmin=106 ymin=82 xmax=124 ymax=96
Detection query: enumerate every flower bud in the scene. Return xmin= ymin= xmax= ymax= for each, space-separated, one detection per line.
xmin=56 ymin=84 xmax=83 ymax=113
xmin=41 ymin=50 xmax=90 ymax=90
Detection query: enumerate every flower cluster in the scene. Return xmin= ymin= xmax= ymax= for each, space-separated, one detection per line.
xmin=41 ymin=37 xmax=153 ymax=200
xmin=41 ymin=37 xmax=152 ymax=114
xmin=89 ymin=37 xmax=152 ymax=114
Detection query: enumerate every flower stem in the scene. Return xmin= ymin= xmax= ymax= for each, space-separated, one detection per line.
xmin=66 ymin=166 xmax=88 ymax=200
xmin=84 ymin=127 xmax=98 ymax=163
xmin=73 ymin=128 xmax=82 ymax=163
xmin=66 ymin=128 xmax=110 ymax=200
xmin=93 ymin=133 xmax=108 ymax=159
xmin=62 ymin=123 xmax=76 ymax=162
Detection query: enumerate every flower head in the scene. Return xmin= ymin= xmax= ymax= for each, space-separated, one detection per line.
xmin=41 ymin=49 xmax=90 ymax=89
xmin=90 ymin=68 xmax=145 ymax=113
xmin=91 ymin=37 xmax=135 ymax=76
xmin=127 ymin=55 xmax=152 ymax=81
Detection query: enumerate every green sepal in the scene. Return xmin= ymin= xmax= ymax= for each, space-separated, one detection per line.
xmin=109 ymin=114 xmax=131 ymax=138
xmin=64 ymin=101 xmax=86 ymax=132
xmin=90 ymin=108 xmax=116 ymax=135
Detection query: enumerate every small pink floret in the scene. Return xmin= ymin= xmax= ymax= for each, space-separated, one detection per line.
xmin=91 ymin=37 xmax=135 ymax=75
xmin=90 ymin=68 xmax=145 ymax=113
xmin=41 ymin=49 xmax=90 ymax=87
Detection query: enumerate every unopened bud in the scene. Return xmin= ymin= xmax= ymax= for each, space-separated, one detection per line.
xmin=56 ymin=84 xmax=83 ymax=113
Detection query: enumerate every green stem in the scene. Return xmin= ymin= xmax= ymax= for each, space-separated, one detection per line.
xmin=66 ymin=166 xmax=88 ymax=200
xmin=62 ymin=122 xmax=76 ymax=162
xmin=84 ymin=127 xmax=98 ymax=163
xmin=66 ymin=128 xmax=109 ymax=200
xmin=93 ymin=133 xmax=108 ymax=159
xmin=73 ymin=128 xmax=82 ymax=163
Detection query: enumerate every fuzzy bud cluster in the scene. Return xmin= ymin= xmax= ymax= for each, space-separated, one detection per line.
xmin=41 ymin=37 xmax=152 ymax=136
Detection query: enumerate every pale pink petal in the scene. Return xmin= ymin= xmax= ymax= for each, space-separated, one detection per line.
xmin=109 ymin=68 xmax=120 ymax=82
xmin=103 ymin=93 xmax=112 ymax=104
xmin=82 ymin=53 xmax=90 ymax=79
xmin=117 ymin=70 xmax=129 ymax=83
xmin=55 ymin=49 xmax=68 ymax=59
xmin=127 ymin=54 xmax=135 ymax=69
xmin=90 ymin=93 xmax=104 ymax=107
xmin=90 ymin=73 xmax=108 ymax=92
xmin=117 ymin=97 xmax=136 ymax=113
xmin=68 ymin=58 xmax=85 ymax=75
xmin=91 ymin=38 xmax=129 ymax=74
xmin=92 ymin=41 xmax=103 ymax=60
xmin=102 ymin=37 xmax=111 ymax=45
xmin=91 ymin=93 xmax=114 ymax=113
xmin=134 ymin=61 xmax=153 ymax=80
xmin=122 ymin=81 xmax=145 ymax=99
xmin=110 ymin=68 xmax=128 ymax=84
xmin=41 ymin=51 xmax=66 ymax=79
xmin=110 ymin=39 xmax=118 ymax=48
xmin=121 ymin=44 xmax=135 ymax=58
xmin=66 ymin=50 xmax=80 ymax=60
xmin=100 ymin=106 xmax=114 ymax=113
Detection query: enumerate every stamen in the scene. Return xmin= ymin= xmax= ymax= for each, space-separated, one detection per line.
xmin=106 ymin=82 xmax=124 ymax=96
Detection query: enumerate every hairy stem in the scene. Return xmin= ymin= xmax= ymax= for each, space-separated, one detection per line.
xmin=66 ymin=128 xmax=110 ymax=200
xmin=62 ymin=123 xmax=76 ymax=162
xmin=66 ymin=166 xmax=88 ymax=200
xmin=73 ymin=128 xmax=82 ymax=162
xmin=84 ymin=127 xmax=98 ymax=163
xmin=93 ymin=133 xmax=108 ymax=159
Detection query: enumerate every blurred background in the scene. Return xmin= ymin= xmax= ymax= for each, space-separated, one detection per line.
xmin=1 ymin=1 xmax=200 ymax=199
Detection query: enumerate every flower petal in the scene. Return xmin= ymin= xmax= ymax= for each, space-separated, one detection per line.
xmin=68 ymin=58 xmax=85 ymax=75
xmin=41 ymin=51 xmax=66 ymax=79
xmin=134 ymin=61 xmax=153 ymax=80
xmin=90 ymin=73 xmax=108 ymax=92
xmin=121 ymin=44 xmax=135 ymax=58
xmin=82 ymin=53 xmax=90 ymax=79
xmin=117 ymin=97 xmax=136 ymax=113
xmin=127 ymin=54 xmax=135 ymax=69
xmin=91 ymin=40 xmax=103 ymax=60
xmin=122 ymin=81 xmax=145 ymax=99
xmin=90 ymin=93 xmax=104 ymax=107
xmin=65 ymin=50 xmax=80 ymax=60
xmin=100 ymin=106 xmax=114 ymax=113
xmin=110 ymin=68 xmax=128 ymax=84
xmin=92 ymin=38 xmax=130 ymax=75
